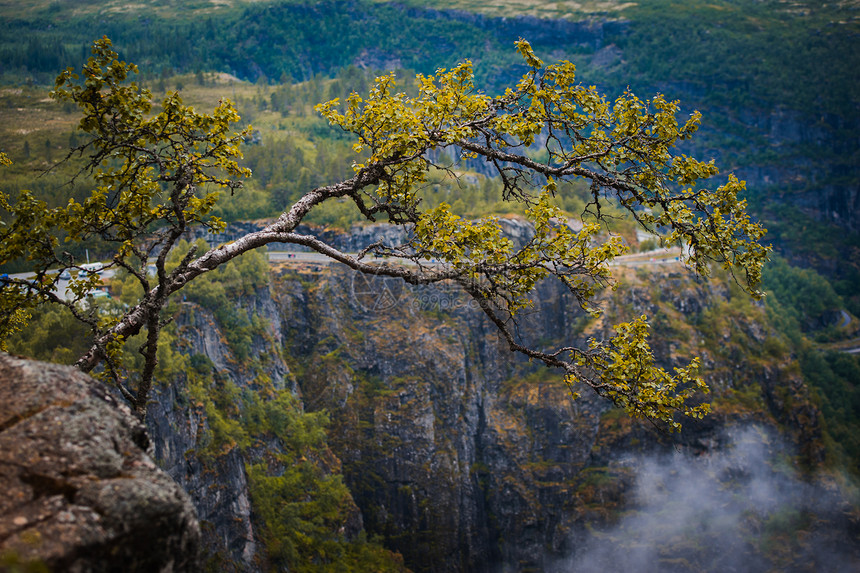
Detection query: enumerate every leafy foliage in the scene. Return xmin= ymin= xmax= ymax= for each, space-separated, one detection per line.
xmin=0 ymin=37 xmax=250 ymax=412
xmin=579 ymin=316 xmax=709 ymax=429
xmin=316 ymin=40 xmax=767 ymax=427
xmin=0 ymin=148 xmax=29 ymax=348
xmin=1 ymin=38 xmax=769 ymax=430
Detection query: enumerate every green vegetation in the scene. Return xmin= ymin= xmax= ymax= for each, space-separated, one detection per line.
xmin=2 ymin=33 xmax=774 ymax=430
xmin=800 ymin=349 xmax=860 ymax=470
xmin=0 ymin=1 xmax=857 ymax=568
xmin=4 ymin=1 xmax=856 ymax=113
xmin=180 ymin=241 xmax=271 ymax=361
xmin=184 ymin=364 xmax=406 ymax=570
xmin=760 ymin=203 xmax=860 ymax=318
xmin=2 ymin=1 xmax=855 ymax=269
xmin=758 ymin=257 xmax=860 ymax=471
xmin=376 ymin=0 xmax=634 ymax=19
xmin=763 ymin=257 xmax=843 ymax=337
xmin=608 ymin=0 xmax=859 ymax=114
xmin=0 ymin=1 xmax=562 ymax=87
xmin=0 ymin=37 xmax=251 ymax=412
xmin=4 ymin=304 xmax=90 ymax=363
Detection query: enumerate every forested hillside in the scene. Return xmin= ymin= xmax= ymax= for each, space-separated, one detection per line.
xmin=3 ymin=0 xmax=857 ymax=275
xmin=1 ymin=1 xmax=858 ymax=571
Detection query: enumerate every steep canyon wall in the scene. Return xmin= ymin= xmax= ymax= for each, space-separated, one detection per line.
xmin=144 ymin=248 xmax=850 ymax=571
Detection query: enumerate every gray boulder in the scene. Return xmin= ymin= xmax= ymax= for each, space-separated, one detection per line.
xmin=0 ymin=353 xmax=200 ymax=572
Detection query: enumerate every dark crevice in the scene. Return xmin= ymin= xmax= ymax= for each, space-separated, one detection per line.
xmin=20 ymin=473 xmax=79 ymax=503
xmin=131 ymin=425 xmax=150 ymax=451
xmin=0 ymin=406 xmax=49 ymax=433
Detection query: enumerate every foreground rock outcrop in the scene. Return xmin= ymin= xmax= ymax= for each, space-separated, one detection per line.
xmin=0 ymin=353 xmax=200 ymax=572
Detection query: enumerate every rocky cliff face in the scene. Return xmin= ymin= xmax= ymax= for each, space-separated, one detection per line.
xmin=0 ymin=353 xmax=200 ymax=572
xmin=145 ymin=286 xmax=294 ymax=570
xmin=268 ymin=260 xmax=834 ymax=571
xmin=696 ymin=105 xmax=860 ymax=232
xmin=140 ymin=230 xmax=850 ymax=571
xmin=0 ymin=259 xmax=848 ymax=572
xmin=147 ymin=377 xmax=259 ymax=570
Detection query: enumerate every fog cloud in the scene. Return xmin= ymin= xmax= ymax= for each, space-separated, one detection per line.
xmin=554 ymin=426 xmax=858 ymax=572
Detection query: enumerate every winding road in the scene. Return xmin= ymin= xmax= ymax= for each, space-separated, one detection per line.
xmin=267 ymin=247 xmax=685 ymax=268
xmin=6 ymin=248 xmax=858 ymax=354
xmin=1 ymin=246 xmax=686 ymax=303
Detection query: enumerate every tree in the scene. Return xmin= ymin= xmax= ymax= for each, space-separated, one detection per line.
xmin=0 ymin=37 xmax=249 ymax=410
xmin=0 ymin=38 xmax=769 ymax=427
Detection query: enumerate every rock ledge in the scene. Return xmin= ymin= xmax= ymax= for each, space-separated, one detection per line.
xmin=0 ymin=353 xmax=200 ymax=572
